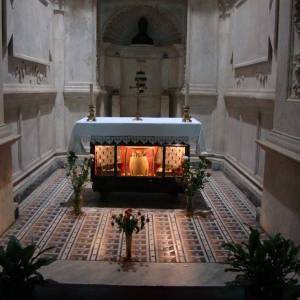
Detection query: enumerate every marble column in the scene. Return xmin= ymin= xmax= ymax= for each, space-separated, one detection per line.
xmin=160 ymin=93 xmax=170 ymax=117
xmin=0 ymin=1 xmax=20 ymax=235
xmin=112 ymin=91 xmax=121 ymax=117
xmin=258 ymin=0 xmax=300 ymax=245
xmin=53 ymin=1 xmax=65 ymax=152
xmin=98 ymin=43 xmax=110 ymax=116
xmin=184 ymin=0 xmax=191 ymax=108
xmin=213 ymin=10 xmax=230 ymax=154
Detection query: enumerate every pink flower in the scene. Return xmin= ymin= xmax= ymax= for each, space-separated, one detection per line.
xmin=125 ymin=208 xmax=133 ymax=216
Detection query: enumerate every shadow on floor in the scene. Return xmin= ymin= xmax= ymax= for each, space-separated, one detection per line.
xmin=78 ymin=188 xmax=209 ymax=210
xmin=82 ymin=188 xmax=184 ymax=209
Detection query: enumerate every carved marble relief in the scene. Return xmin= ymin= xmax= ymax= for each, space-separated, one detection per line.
xmin=8 ymin=57 xmax=48 ymax=85
xmin=291 ymin=0 xmax=300 ymax=98
xmin=256 ymin=73 xmax=268 ymax=87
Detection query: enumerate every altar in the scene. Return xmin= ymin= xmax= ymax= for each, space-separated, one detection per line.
xmin=69 ymin=117 xmax=205 ymax=153
xmin=69 ymin=117 xmax=206 ymax=194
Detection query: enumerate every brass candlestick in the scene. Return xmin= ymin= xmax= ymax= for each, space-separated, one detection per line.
xmin=182 ymin=105 xmax=192 ymax=122
xmin=87 ymin=104 xmax=96 ymax=121
xmin=130 ymin=70 xmax=147 ymax=121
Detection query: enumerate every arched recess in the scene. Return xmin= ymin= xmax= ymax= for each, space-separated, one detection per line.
xmin=102 ymin=5 xmax=184 ymax=46
xmin=98 ymin=3 xmax=186 ymax=118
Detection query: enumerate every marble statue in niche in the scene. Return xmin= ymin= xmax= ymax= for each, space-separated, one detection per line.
xmin=131 ymin=17 xmax=154 ymax=45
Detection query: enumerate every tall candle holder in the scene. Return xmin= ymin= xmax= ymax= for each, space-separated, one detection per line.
xmin=130 ymin=70 xmax=147 ymax=121
xmin=182 ymin=105 xmax=192 ymax=122
xmin=87 ymin=83 xmax=96 ymax=122
xmin=87 ymin=104 xmax=96 ymax=122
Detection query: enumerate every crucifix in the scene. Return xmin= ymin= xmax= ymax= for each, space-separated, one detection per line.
xmin=130 ymin=70 xmax=147 ymax=121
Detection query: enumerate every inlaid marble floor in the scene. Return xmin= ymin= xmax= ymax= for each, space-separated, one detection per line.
xmin=0 ymin=169 xmax=258 ymax=263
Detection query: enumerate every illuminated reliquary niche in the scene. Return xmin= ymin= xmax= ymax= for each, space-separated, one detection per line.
xmin=92 ymin=144 xmax=188 ymax=194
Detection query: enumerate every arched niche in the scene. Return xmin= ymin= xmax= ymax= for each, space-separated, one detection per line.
xmin=99 ymin=3 xmax=186 ymax=117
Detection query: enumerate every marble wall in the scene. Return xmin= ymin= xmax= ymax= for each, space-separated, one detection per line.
xmin=259 ymin=0 xmax=300 ymax=244
xmin=103 ymin=44 xmax=184 ymax=117
xmin=217 ymin=0 xmax=277 ymax=185
xmin=3 ymin=94 xmax=56 ymax=182
xmin=63 ymin=0 xmax=99 ymax=149
xmin=3 ymin=0 xmax=56 ymax=185
xmin=184 ymin=0 xmax=276 ymax=186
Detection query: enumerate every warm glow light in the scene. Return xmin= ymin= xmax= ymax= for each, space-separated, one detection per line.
xmin=94 ymin=145 xmax=186 ymax=177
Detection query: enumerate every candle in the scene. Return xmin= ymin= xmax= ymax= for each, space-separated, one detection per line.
xmin=185 ymin=83 xmax=189 ymax=106
xmin=89 ymin=83 xmax=94 ymax=106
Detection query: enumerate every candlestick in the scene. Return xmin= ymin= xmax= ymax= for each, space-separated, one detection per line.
xmin=130 ymin=70 xmax=147 ymax=121
xmin=182 ymin=105 xmax=192 ymax=122
xmin=183 ymin=83 xmax=191 ymax=122
xmin=89 ymin=83 xmax=94 ymax=106
xmin=87 ymin=83 xmax=96 ymax=122
xmin=184 ymin=83 xmax=189 ymax=106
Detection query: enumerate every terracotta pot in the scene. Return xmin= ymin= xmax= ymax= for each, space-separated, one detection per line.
xmin=125 ymin=233 xmax=133 ymax=260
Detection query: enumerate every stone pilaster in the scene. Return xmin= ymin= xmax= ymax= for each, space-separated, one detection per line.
xmin=0 ymin=0 xmax=20 ymax=235
xmin=111 ymin=91 xmax=121 ymax=117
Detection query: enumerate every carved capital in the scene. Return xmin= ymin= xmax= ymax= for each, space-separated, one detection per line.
xmin=50 ymin=0 xmax=64 ymax=12
xmin=217 ymin=0 xmax=237 ymax=19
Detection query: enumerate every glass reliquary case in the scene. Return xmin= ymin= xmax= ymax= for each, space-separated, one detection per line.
xmin=91 ymin=143 xmax=189 ymax=194
xmin=93 ymin=144 xmax=188 ymax=177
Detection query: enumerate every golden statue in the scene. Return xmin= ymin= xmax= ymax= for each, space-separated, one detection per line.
xmin=129 ymin=151 xmax=149 ymax=176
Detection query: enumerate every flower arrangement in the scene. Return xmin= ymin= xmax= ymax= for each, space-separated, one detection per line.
xmin=180 ymin=156 xmax=211 ymax=213
xmin=111 ymin=209 xmax=149 ymax=260
xmin=66 ymin=151 xmax=93 ymax=215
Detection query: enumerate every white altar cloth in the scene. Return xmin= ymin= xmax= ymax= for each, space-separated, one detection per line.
xmin=69 ymin=117 xmax=206 ymax=154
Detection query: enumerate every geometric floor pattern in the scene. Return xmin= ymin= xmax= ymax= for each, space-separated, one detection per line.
xmin=0 ymin=169 xmax=258 ymax=263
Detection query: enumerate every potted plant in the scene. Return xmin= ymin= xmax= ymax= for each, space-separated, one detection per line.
xmin=65 ymin=151 xmax=93 ymax=215
xmin=224 ymin=227 xmax=300 ymax=300
xmin=111 ymin=209 xmax=149 ymax=261
xmin=179 ymin=156 xmax=211 ymax=215
xmin=0 ymin=236 xmax=55 ymax=300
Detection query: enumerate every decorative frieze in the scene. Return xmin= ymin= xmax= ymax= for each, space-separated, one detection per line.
xmin=256 ymin=73 xmax=268 ymax=88
xmin=291 ymin=0 xmax=300 ymax=98
xmin=12 ymin=61 xmax=47 ymax=85
xmin=294 ymin=0 xmax=300 ymax=33
xmin=292 ymin=51 xmax=300 ymax=97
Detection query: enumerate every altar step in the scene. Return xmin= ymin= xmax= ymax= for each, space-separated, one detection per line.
xmin=38 ymin=261 xmax=300 ymax=300
xmin=36 ymin=284 xmax=244 ymax=300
